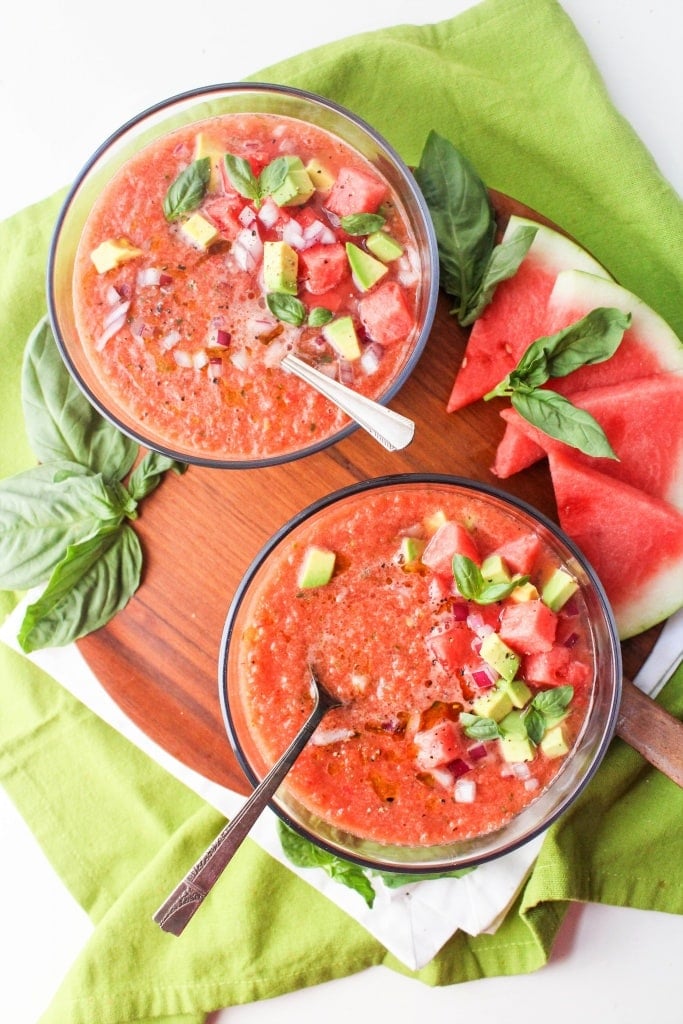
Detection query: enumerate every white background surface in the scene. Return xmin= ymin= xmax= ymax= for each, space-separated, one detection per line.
xmin=1 ymin=1 xmax=681 ymax=1022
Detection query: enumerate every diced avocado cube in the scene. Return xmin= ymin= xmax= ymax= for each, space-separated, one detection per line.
xmin=365 ymin=231 xmax=404 ymax=263
xmin=399 ymin=536 xmax=426 ymax=567
xmin=542 ymin=567 xmax=579 ymax=612
xmin=480 ymin=554 xmax=511 ymax=585
xmin=345 ymin=242 xmax=389 ymax=292
xmin=499 ymin=709 xmax=527 ymax=738
xmin=263 ymin=241 xmax=298 ymax=295
xmin=509 ymin=579 xmax=540 ymax=603
xmin=480 ymin=632 xmax=521 ymax=683
xmin=181 ymin=213 xmax=220 ymax=249
xmin=297 ymin=545 xmax=336 ymax=589
xmin=90 ymin=237 xmax=143 ymax=274
xmin=193 ymin=132 xmax=223 ymax=190
xmin=540 ymin=723 xmax=569 ymax=759
xmin=322 ymin=316 xmax=361 ymax=361
xmin=305 ymin=158 xmax=335 ymax=192
xmin=424 ymin=509 xmax=448 ymax=534
xmin=471 ymin=687 xmax=513 ymax=723
xmin=270 ymin=156 xmax=315 ymax=207
xmin=498 ymin=677 xmax=532 ymax=709
xmin=499 ymin=734 xmax=536 ymax=764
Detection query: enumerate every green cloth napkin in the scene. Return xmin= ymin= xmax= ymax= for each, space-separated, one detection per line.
xmin=1 ymin=0 xmax=682 ymax=1020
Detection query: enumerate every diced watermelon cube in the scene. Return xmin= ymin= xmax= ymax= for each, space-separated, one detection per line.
xmin=413 ymin=719 xmax=461 ymax=771
xmin=522 ymin=646 xmax=590 ymax=687
xmin=422 ymin=521 xmax=480 ymax=576
xmin=426 ymin=621 xmax=475 ymax=673
xmin=499 ymin=600 xmax=558 ymax=654
xmin=299 ymin=243 xmax=349 ymax=294
xmin=325 ymin=167 xmax=388 ymax=217
xmin=493 ymin=533 xmax=541 ymax=575
xmin=358 ymin=281 xmax=415 ymax=346
xmin=201 ymin=197 xmax=243 ymax=238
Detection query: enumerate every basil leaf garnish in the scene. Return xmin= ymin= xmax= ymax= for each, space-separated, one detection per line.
xmin=224 ymin=153 xmax=290 ymax=209
xmin=128 ymin=451 xmax=187 ymax=501
xmin=17 ymin=524 xmax=142 ymax=653
xmin=257 ymin=156 xmax=288 ymax=198
xmin=308 ymin=306 xmax=334 ymax=327
xmin=511 ymin=388 xmax=618 ymax=459
xmin=460 ymin=224 xmax=538 ymax=327
xmin=277 ymin=820 xmax=377 ymax=908
xmin=532 ymin=686 xmax=574 ymax=717
xmin=452 ymin=554 xmax=529 ymax=604
xmin=340 ymin=213 xmax=386 ymax=235
xmin=459 ymin=712 xmax=503 ymax=741
xmin=485 ymin=307 xmax=631 ymax=459
xmin=163 ymin=157 xmax=211 ymax=221
xmin=21 ymin=318 xmax=138 ymax=479
xmin=266 ymin=292 xmax=306 ymax=327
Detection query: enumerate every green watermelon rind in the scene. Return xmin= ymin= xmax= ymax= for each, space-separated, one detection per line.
xmin=503 ymin=215 xmax=612 ymax=280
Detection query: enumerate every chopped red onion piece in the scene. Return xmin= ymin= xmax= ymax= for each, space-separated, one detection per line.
xmin=360 ymin=342 xmax=384 ymax=375
xmin=257 ymin=197 xmax=281 ymax=228
xmin=467 ymin=742 xmax=488 ymax=761
xmin=454 ymin=777 xmax=477 ymax=803
xmin=173 ymin=349 xmax=193 ymax=368
xmin=338 ymin=359 xmax=355 ymax=386
xmin=95 ymin=314 xmax=126 ymax=351
xmin=208 ymin=357 xmax=223 ymax=381
xmin=470 ymin=665 xmax=497 ymax=690
xmin=282 ymin=218 xmax=305 ymax=250
xmin=562 ymin=631 xmax=580 ymax=649
xmin=136 ymin=267 xmax=164 ymax=288
xmin=445 ymin=757 xmax=471 ymax=780
xmin=524 ymin=778 xmax=540 ymax=792
xmin=105 ymin=284 xmax=122 ymax=306
xmin=102 ymin=299 xmax=130 ymax=330
xmin=159 ymin=273 xmax=173 ymax=287
xmin=192 ymin=350 xmax=208 ymax=370
xmin=511 ymin=762 xmax=531 ymax=780
xmin=229 ymin=348 xmax=250 ymax=372
xmin=451 ymin=600 xmax=469 ymax=621
xmin=238 ymin=205 xmax=256 ymax=226
xmin=159 ymin=329 xmax=182 ymax=351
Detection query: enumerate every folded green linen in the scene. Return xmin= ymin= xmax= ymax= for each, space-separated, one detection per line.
xmin=1 ymin=0 xmax=681 ymax=1021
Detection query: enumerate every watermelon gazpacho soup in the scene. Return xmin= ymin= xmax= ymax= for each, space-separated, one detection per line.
xmin=72 ymin=113 xmax=423 ymax=460
xmin=231 ymin=482 xmax=599 ymax=848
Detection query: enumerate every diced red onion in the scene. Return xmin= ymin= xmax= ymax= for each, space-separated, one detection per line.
xmin=360 ymin=342 xmax=384 ymax=375
xmin=130 ymin=318 xmax=152 ymax=340
xmin=318 ymin=225 xmax=337 ymax=245
xmin=102 ymin=299 xmax=130 ymax=330
xmin=159 ymin=329 xmax=182 ymax=351
xmin=173 ymin=349 xmax=193 ymax=368
xmin=238 ymin=205 xmax=256 ymax=227
xmin=470 ymin=664 xmax=498 ymax=690
xmin=451 ymin=600 xmax=469 ymax=621
xmin=192 ymin=350 xmax=208 ymax=370
xmin=445 ymin=757 xmax=471 ymax=780
xmin=310 ymin=727 xmax=356 ymax=747
xmin=338 ymin=359 xmax=355 ymax=386
xmin=511 ymin=762 xmax=531 ymax=780
xmin=467 ymin=742 xmax=488 ymax=761
xmin=159 ymin=273 xmax=173 ymax=287
xmin=208 ymin=357 xmax=223 ymax=381
xmin=105 ymin=284 xmax=122 ymax=306
xmin=95 ymin=314 xmax=126 ymax=351
xmin=467 ymin=612 xmax=494 ymax=639
xmin=136 ymin=267 xmax=165 ymax=288
xmin=524 ymin=778 xmax=540 ymax=792
xmin=257 ymin=197 xmax=280 ymax=228
xmin=562 ymin=631 xmax=580 ymax=649
xmin=282 ymin=218 xmax=305 ymax=250
xmin=315 ymin=360 xmax=338 ymax=379
xmin=303 ymin=219 xmax=326 ymax=244
xmin=229 ymin=348 xmax=250 ymax=372
xmin=454 ymin=777 xmax=477 ymax=803
xmin=234 ymin=226 xmax=263 ymax=268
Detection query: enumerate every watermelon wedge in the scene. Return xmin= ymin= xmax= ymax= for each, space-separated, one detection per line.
xmin=493 ymin=375 xmax=683 ymax=511
xmin=548 ymin=452 xmax=683 ymax=639
xmin=446 ymin=216 xmax=612 ymax=412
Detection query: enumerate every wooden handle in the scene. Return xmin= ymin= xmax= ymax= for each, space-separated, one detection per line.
xmin=616 ymin=677 xmax=683 ymax=788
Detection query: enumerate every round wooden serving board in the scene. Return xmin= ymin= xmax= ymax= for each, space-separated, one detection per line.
xmin=77 ymin=192 xmax=660 ymax=796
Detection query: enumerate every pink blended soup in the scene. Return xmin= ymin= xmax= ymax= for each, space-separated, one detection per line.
xmin=72 ymin=112 xmax=422 ymax=460
xmin=232 ymin=482 xmax=595 ymax=849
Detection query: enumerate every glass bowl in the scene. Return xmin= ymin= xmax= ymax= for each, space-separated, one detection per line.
xmin=219 ymin=474 xmax=622 ymax=874
xmin=47 ymin=83 xmax=438 ymax=468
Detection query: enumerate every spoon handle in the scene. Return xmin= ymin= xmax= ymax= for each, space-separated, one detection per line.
xmin=282 ymin=353 xmax=415 ymax=451
xmin=153 ymin=696 xmax=330 ymax=936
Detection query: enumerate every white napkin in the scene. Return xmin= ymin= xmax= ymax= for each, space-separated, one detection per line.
xmin=1 ymin=597 xmax=544 ymax=970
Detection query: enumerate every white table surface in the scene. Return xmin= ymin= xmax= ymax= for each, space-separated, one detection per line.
xmin=1 ymin=2 xmax=681 ymax=1021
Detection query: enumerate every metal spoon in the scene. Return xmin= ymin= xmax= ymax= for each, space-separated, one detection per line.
xmin=153 ymin=668 xmax=341 ymax=936
xmin=281 ymin=352 xmax=415 ymax=451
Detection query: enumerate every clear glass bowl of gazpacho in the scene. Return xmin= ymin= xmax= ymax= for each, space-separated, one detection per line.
xmin=219 ymin=474 xmax=622 ymax=873
xmin=47 ymin=84 xmax=439 ymax=468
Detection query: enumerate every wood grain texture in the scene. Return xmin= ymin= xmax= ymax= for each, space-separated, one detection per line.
xmin=76 ymin=192 xmax=663 ymax=796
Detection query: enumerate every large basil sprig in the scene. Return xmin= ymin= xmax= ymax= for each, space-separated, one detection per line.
xmin=485 ymin=306 xmax=631 ymax=458
xmin=415 ymin=131 xmax=537 ymax=326
xmin=0 ymin=317 xmax=186 ymax=653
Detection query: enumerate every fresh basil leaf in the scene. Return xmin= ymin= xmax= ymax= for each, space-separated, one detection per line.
xmin=223 ymin=153 xmax=260 ymax=203
xmin=276 ymin=821 xmax=376 ymax=907
xmin=258 ymin=156 xmax=288 ymax=198
xmin=532 ymin=686 xmax=574 ymax=717
xmin=543 ymin=308 xmax=631 ymax=379
xmin=521 ymin=706 xmax=545 ymax=746
xmin=21 ymin=318 xmax=138 ymax=479
xmin=452 ymin=554 xmax=529 ymax=604
xmin=325 ymin=859 xmax=377 ymax=908
xmin=266 ymin=292 xmax=306 ymax=327
xmin=339 ymin=213 xmax=386 ymax=235
xmin=0 ymin=466 xmax=130 ymax=590
xmin=459 ymin=712 xmax=502 ymax=741
xmin=17 ymin=524 xmax=142 ymax=653
xmin=308 ymin=307 xmax=334 ymax=327
xmin=511 ymin=389 xmax=618 ymax=459
xmin=415 ymin=131 xmax=496 ymax=324
xmin=375 ymin=866 xmax=475 ymax=888
xmin=460 ymin=224 xmax=538 ymax=326
xmin=163 ymin=157 xmax=211 ymax=221
xmin=128 ymin=451 xmax=187 ymax=501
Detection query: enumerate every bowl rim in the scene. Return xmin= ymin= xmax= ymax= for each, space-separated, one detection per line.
xmin=46 ymin=81 xmax=440 ymax=469
xmin=218 ymin=472 xmax=623 ymax=873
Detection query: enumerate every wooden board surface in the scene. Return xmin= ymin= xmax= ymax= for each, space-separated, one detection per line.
xmin=77 ymin=192 xmax=659 ymax=796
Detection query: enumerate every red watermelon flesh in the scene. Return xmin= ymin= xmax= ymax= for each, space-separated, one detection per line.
xmin=545 ymin=270 xmax=683 ymax=395
xmin=493 ymin=375 xmax=683 ymax=512
xmin=548 ymin=451 xmax=683 ymax=639
xmin=446 ymin=217 xmax=611 ymax=412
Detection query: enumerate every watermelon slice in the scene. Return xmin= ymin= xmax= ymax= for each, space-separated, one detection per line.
xmin=446 ymin=216 xmax=612 ymax=412
xmin=548 ymin=451 xmax=683 ymax=639
xmin=492 ymin=375 xmax=683 ymax=512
